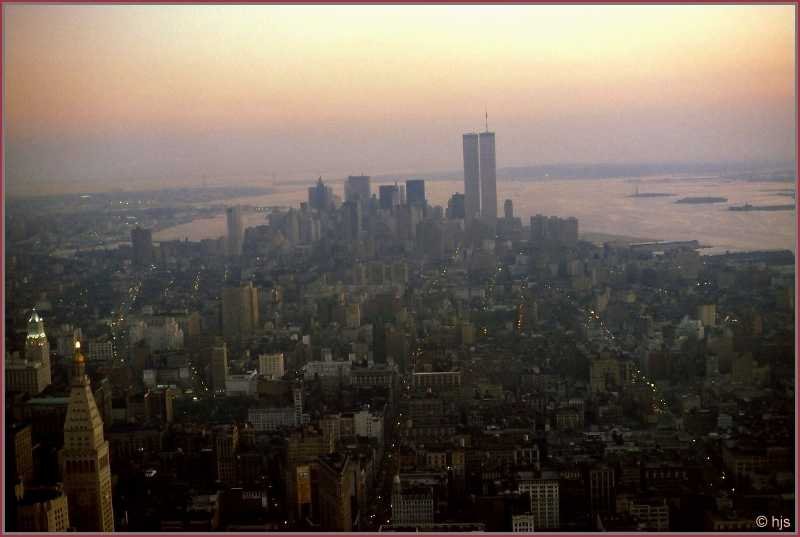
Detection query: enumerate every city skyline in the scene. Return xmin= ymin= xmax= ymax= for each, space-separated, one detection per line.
xmin=6 ymin=163 xmax=794 ymax=531
xmin=3 ymin=4 xmax=796 ymax=534
xmin=5 ymin=4 xmax=796 ymax=196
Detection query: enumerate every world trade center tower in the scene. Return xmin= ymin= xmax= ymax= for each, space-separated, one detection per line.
xmin=462 ymin=128 xmax=497 ymax=228
xmin=462 ymin=133 xmax=481 ymax=222
xmin=479 ymin=130 xmax=497 ymax=226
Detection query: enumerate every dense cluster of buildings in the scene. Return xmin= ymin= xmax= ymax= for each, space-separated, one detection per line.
xmin=4 ymin=129 xmax=795 ymax=532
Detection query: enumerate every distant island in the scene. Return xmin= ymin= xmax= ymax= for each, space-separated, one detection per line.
xmin=729 ymin=203 xmax=795 ymax=212
xmin=675 ymin=196 xmax=728 ymax=204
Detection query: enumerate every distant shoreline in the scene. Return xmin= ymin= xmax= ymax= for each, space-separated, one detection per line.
xmin=6 ymin=162 xmax=794 ymax=199
xmin=580 ymin=232 xmax=658 ymax=245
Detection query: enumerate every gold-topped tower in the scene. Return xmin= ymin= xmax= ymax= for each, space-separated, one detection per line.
xmin=59 ymin=341 xmax=114 ymax=531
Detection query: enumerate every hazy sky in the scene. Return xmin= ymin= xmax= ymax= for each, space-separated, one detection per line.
xmin=5 ymin=4 xmax=796 ymax=195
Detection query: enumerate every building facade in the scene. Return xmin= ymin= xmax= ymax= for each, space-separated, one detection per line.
xmin=222 ymin=282 xmax=260 ymax=340
xmin=258 ymin=353 xmax=285 ymax=379
xmin=406 ymin=179 xmax=426 ymax=206
xmin=16 ymin=486 xmax=70 ymax=532
xmin=211 ymin=344 xmax=229 ymax=394
xmin=519 ymin=479 xmax=559 ymax=530
xmin=478 ymin=131 xmax=497 ymax=226
xmin=226 ymin=206 xmax=244 ymax=256
xmin=462 ymin=133 xmax=481 ymax=221
xmin=60 ymin=342 xmax=115 ymax=532
xmin=345 ymin=175 xmax=371 ymax=203
xmin=130 ymin=226 xmax=154 ymax=266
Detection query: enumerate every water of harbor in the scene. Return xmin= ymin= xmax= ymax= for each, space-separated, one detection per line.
xmin=153 ymin=177 xmax=795 ymax=255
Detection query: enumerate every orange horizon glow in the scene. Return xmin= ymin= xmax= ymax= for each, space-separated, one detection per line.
xmin=4 ymin=4 xmax=796 ymax=194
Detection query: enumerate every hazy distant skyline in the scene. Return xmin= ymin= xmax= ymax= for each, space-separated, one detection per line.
xmin=5 ymin=4 xmax=796 ymax=196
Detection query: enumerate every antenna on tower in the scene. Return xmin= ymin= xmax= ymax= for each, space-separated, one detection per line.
xmin=485 ymin=106 xmax=489 ymax=132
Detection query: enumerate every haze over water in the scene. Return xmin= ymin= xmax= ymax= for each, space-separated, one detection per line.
xmin=153 ymin=177 xmax=795 ymax=255
xmin=5 ymin=5 xmax=795 ymax=196
xmin=7 ymin=4 xmax=795 ymax=255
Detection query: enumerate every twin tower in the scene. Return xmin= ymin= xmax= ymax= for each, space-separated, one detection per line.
xmin=462 ymin=127 xmax=497 ymax=228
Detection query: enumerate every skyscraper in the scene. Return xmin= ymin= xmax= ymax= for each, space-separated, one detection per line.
xmin=519 ymin=478 xmax=559 ymax=530
xmin=6 ymin=310 xmax=52 ymax=396
xmin=379 ymin=185 xmax=400 ymax=210
xmin=211 ymin=343 xmax=229 ymax=394
xmin=504 ymin=199 xmax=514 ymax=220
xmin=345 ymin=175 xmax=371 ymax=203
xmin=406 ymin=179 xmax=426 ymax=206
xmin=258 ymin=353 xmax=285 ymax=379
xmin=308 ymin=177 xmax=334 ymax=211
xmin=8 ymin=422 xmax=35 ymax=485
xmin=25 ymin=310 xmax=51 ymax=388
xmin=479 ymin=130 xmax=497 ymax=227
xmin=60 ymin=342 xmax=115 ymax=532
xmin=226 ymin=206 xmax=244 ymax=257
xmin=130 ymin=226 xmax=154 ymax=266
xmin=447 ymin=193 xmax=466 ymax=219
xmin=15 ymin=486 xmax=70 ymax=531
xmin=222 ymin=282 xmax=260 ymax=340
xmin=342 ymin=201 xmax=362 ymax=241
xmin=318 ymin=453 xmax=355 ymax=531
xmin=462 ymin=133 xmax=480 ymax=221
xmin=589 ymin=465 xmax=616 ymax=515
xmin=293 ymin=385 xmax=304 ymax=427
xmin=392 ymin=474 xmax=434 ymax=525
xmin=214 ymin=424 xmax=239 ymax=484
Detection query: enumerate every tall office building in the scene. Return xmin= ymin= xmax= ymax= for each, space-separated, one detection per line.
xmin=293 ymin=385 xmax=304 ymax=426
xmin=308 ymin=177 xmax=334 ymax=211
xmin=60 ymin=342 xmax=115 ymax=532
xmin=221 ymin=282 xmax=260 ymax=339
xmin=8 ymin=422 xmax=35 ymax=485
xmin=392 ymin=474 xmax=435 ymax=526
xmin=589 ymin=466 xmax=616 ymax=514
xmin=318 ymin=453 xmax=355 ymax=531
xmin=447 ymin=193 xmax=466 ymax=219
xmin=519 ymin=478 xmax=559 ymax=530
xmin=462 ymin=133 xmax=481 ymax=221
xmin=5 ymin=361 xmax=49 ymax=396
xmin=530 ymin=215 xmax=579 ymax=245
xmin=379 ymin=185 xmax=400 ymax=210
xmin=130 ymin=226 xmax=154 ymax=266
xmin=6 ymin=310 xmax=52 ymax=396
xmin=258 ymin=353 xmax=285 ymax=379
xmin=211 ymin=343 xmax=229 ymax=394
xmin=406 ymin=179 xmax=426 ymax=206
xmin=25 ymin=310 xmax=51 ymax=388
xmin=463 ymin=121 xmax=498 ymax=227
xmin=144 ymin=386 xmax=177 ymax=424
xmin=562 ymin=217 xmax=579 ymax=245
xmin=214 ymin=424 xmax=239 ymax=484
xmin=504 ymin=199 xmax=514 ymax=220
xmin=345 ymin=175 xmax=371 ymax=203
xmin=226 ymin=206 xmax=244 ymax=257
xmin=479 ymin=130 xmax=497 ymax=226
xmin=15 ymin=486 xmax=70 ymax=532
xmin=343 ymin=201 xmax=362 ymax=241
